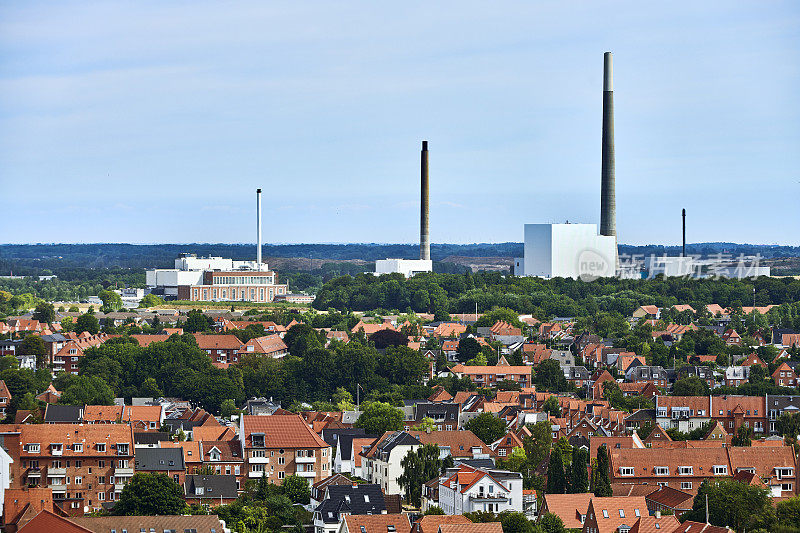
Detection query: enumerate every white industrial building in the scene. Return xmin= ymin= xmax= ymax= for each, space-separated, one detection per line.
xmin=514 ymin=223 xmax=617 ymax=279
xmin=374 ymin=259 xmax=433 ymax=278
xmin=146 ymin=254 xmax=266 ymax=297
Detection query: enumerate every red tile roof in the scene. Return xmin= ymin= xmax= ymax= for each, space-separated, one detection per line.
xmin=18 ymin=509 xmax=92 ymax=533
xmin=343 ymin=514 xmax=411 ymax=533
xmin=194 ymin=334 xmax=244 ymax=350
xmin=438 ymin=524 xmax=502 ymax=533
xmin=241 ymin=414 xmax=329 ymax=448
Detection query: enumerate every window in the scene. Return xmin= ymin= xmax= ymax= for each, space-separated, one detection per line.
xmin=619 ymin=467 xmax=634 ymax=476
xmin=678 ymin=466 xmax=693 ymax=475
xmin=681 ymin=482 xmax=693 ymax=490
xmin=498 ymin=449 xmax=507 ymax=457
xmin=27 ymin=444 xmax=40 ymax=453
xmin=619 ymin=510 xmax=625 ymax=518
xmin=634 ymin=508 xmax=640 ymax=517
xmin=76 ymin=476 xmax=82 ymax=485
xmin=97 ymin=444 xmax=106 ymax=452
xmin=782 ymin=483 xmax=793 ymax=491
xmin=98 ymin=492 xmax=105 ymax=501
xmin=74 ymin=444 xmax=83 ymax=453
xmin=278 ymin=471 xmax=285 ymax=479
xmin=602 ymin=509 xmax=609 ymax=518
xmin=278 ymin=457 xmax=285 ymax=465
xmin=713 ymin=465 xmax=728 ymax=475
xmin=654 ymin=467 xmax=669 ymax=476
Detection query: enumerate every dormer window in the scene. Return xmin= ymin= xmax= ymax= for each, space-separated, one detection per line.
xmin=97 ymin=444 xmax=106 ymax=452
xmin=73 ymin=444 xmax=83 ymax=453
xmin=678 ymin=466 xmax=693 ymax=475
xmin=117 ymin=443 xmax=129 ymax=455
xmin=713 ymin=465 xmax=728 ymax=475
xmin=27 ymin=443 xmax=40 ymax=453
xmin=654 ymin=467 xmax=669 ymax=476
xmin=252 ymin=434 xmax=265 ymax=448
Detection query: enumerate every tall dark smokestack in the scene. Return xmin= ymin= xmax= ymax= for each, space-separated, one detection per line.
xmin=256 ymin=188 xmax=262 ymax=267
xmin=420 ymin=140 xmax=430 ymax=261
xmin=682 ymin=208 xmax=686 ymax=257
xmin=600 ymin=52 xmax=616 ymax=239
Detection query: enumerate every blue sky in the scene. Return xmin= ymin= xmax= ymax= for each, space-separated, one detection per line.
xmin=1 ymin=1 xmax=798 ymax=246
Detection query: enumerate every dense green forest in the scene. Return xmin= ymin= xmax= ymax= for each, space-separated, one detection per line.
xmin=2 ymin=242 xmax=798 ymax=271
xmin=312 ymin=271 xmax=800 ymax=322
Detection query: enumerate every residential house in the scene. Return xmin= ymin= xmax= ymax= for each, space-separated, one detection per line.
xmin=723 ymin=366 xmax=749 ymax=387
xmin=198 ymin=440 xmax=244 ymax=490
xmin=1 ymin=423 xmax=134 ymax=512
xmin=655 ymin=396 xmax=711 ymax=433
xmin=437 ymin=464 xmax=523 ymax=515
xmin=450 ymin=363 xmax=532 ymax=388
xmin=338 ymin=514 xmax=411 ymax=533
xmin=134 ymin=447 xmax=185 ymax=486
xmin=563 ymin=366 xmax=590 ymax=389
xmin=122 ymin=405 xmax=164 ymax=431
xmin=238 ymin=334 xmax=288 ymax=359
xmin=333 ymin=435 xmax=376 ymax=478
xmin=644 ymin=486 xmax=694 ymax=517
xmin=721 ymin=329 xmax=741 ymax=346
xmin=411 ymin=515 xmax=471 ymax=533
xmin=403 ymin=402 xmax=460 ymax=431
xmin=43 ymin=405 xmax=83 ymax=424
xmin=183 ymin=474 xmax=238 ymax=506
xmin=632 ymin=306 xmax=660 ymax=320
xmin=71 ymin=515 xmax=230 ymax=533
xmin=437 ymin=523 xmax=502 ymax=533
xmin=741 ymin=352 xmax=766 ymax=368
xmin=772 ymin=362 xmax=797 ymax=388
xmin=625 ymin=366 xmax=668 ymax=388
xmin=539 ymin=493 xmax=593 ymax=530
xmin=581 ymin=496 xmax=648 ymax=533
xmin=677 ymin=366 xmax=715 ymax=389
xmin=239 ymin=414 xmax=331 ymax=485
xmin=195 ymin=334 xmax=244 ymax=367
xmin=314 ymin=483 xmax=386 ymax=533
xmin=767 ymin=395 xmax=800 ymax=434
xmin=0 ymin=381 xmax=11 ymax=419
xmin=82 ymin=406 xmax=123 ymax=425
xmin=712 ymin=395 xmax=766 ymax=435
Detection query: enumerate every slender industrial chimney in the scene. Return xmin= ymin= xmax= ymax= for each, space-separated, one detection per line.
xmin=682 ymin=208 xmax=686 ymax=257
xmin=420 ymin=141 xmax=430 ymax=261
xmin=600 ymin=52 xmax=616 ymax=239
xmin=256 ymin=188 xmax=262 ymax=267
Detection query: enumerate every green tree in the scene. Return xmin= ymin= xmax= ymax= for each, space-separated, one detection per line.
xmin=398 ymin=444 xmax=442 ymax=507
xmin=140 ymin=377 xmax=163 ymax=398
xmin=570 ymin=448 xmax=589 ymax=493
xmin=113 ymin=472 xmax=186 ymax=515
xmin=682 ymin=478 xmax=775 ymax=532
xmin=456 ymin=338 xmax=482 ymax=363
xmin=732 ymin=425 xmax=753 ymax=447
xmin=74 ymin=313 xmax=100 ymax=335
xmin=536 ymin=512 xmax=566 ymax=533
xmin=354 ymin=401 xmax=404 ymax=435
xmin=464 ymin=412 xmax=507 ymax=445
xmin=777 ymin=496 xmax=800 ymax=529
xmin=139 ymin=293 xmax=166 ymax=308
xmin=220 ymin=399 xmax=238 ymax=419
xmin=19 ymin=335 xmax=48 ymax=369
xmin=183 ymin=309 xmax=212 ymax=333
xmin=524 ymin=421 xmax=552 ymax=473
xmin=546 ymin=446 xmax=565 ymax=494
xmin=33 ymin=302 xmax=55 ymax=324
xmin=673 ymin=376 xmax=710 ymax=396
xmin=776 ymin=412 xmax=800 ymax=441
xmin=281 ymin=474 xmax=310 ymax=504
xmin=498 ymin=512 xmax=534 ymax=533
xmin=59 ymin=375 xmax=115 ymax=405
xmin=412 ymin=417 xmax=437 ymax=432
xmin=99 ymin=290 xmax=123 ymax=312
xmin=533 ymin=360 xmax=568 ymax=392
xmin=424 ymin=506 xmax=445 ymax=516
xmin=541 ymin=396 xmax=561 ymax=417
xmin=593 ymin=445 xmax=612 ymax=496
xmin=370 ymin=329 xmax=409 ymax=349
xmin=748 ymin=364 xmax=767 ymax=384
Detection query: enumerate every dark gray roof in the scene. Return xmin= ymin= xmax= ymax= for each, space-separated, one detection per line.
xmin=39 ymin=334 xmax=67 ymax=342
xmin=624 ymin=408 xmax=656 ymax=422
xmin=185 ymin=474 xmax=238 ymax=499
xmin=413 ymin=402 xmax=459 ymax=421
xmin=322 ymin=427 xmax=366 ymax=448
xmin=336 ymin=433 xmax=377 ymax=461
xmin=454 ymin=458 xmax=495 ymax=469
xmin=134 ymin=447 xmax=185 ymax=471
xmin=373 ymin=432 xmax=421 ymax=461
xmin=134 ymin=432 xmax=171 ymax=445
xmin=44 ymin=404 xmax=83 ymax=423
xmin=315 ymin=484 xmax=386 ymax=523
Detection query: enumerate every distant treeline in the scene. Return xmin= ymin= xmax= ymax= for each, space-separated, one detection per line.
xmin=2 ymin=242 xmax=798 ymax=273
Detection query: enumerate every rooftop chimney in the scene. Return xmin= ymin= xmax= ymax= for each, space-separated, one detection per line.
xmin=600 ymin=52 xmax=616 ymax=239
xmin=420 ymin=141 xmax=430 ymax=261
xmin=256 ymin=188 xmax=262 ymax=267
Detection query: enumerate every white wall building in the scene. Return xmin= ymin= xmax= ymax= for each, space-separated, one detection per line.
xmin=361 ymin=432 xmax=422 ymax=495
xmin=374 ymin=259 xmax=433 ymax=278
xmin=514 ymin=224 xmax=616 ymax=279
xmin=438 ymin=465 xmax=523 ymax=516
xmin=0 ymin=445 xmax=13 ymax=517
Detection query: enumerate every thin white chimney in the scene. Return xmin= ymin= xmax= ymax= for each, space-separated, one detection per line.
xmin=256 ymin=188 xmax=262 ymax=267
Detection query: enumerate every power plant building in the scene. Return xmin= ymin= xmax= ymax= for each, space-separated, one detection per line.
xmin=375 ymin=140 xmax=433 ymax=277
xmin=514 ymin=224 xmax=616 ymax=279
xmin=515 ymin=53 xmax=619 ymax=280
xmin=145 ymin=190 xmax=289 ymax=301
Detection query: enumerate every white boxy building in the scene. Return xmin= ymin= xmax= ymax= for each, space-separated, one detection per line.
xmin=374 ymin=259 xmax=433 ymax=278
xmin=514 ymin=223 xmax=617 ymax=279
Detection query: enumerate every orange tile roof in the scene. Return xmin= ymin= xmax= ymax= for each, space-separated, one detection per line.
xmin=587 ymin=496 xmax=648 ymax=533
xmin=129 ymin=334 xmax=170 ymax=346
xmin=410 ymin=430 xmax=494 ymax=458
xmin=542 ymin=493 xmax=593 ymax=529
xmin=194 ymin=334 xmax=244 ymax=350
xmin=83 ymin=405 xmax=123 ymax=423
xmin=415 ymin=514 xmax=471 ymax=533
xmin=438 ymin=524 xmax=502 ymax=533
xmin=17 ymin=509 xmax=92 ymax=533
xmin=344 ymin=514 xmax=411 ymax=533
xmin=11 ymin=424 xmax=133 ymax=457
xmin=432 ymin=323 xmax=467 ymax=338
xmin=451 ymin=364 xmax=532 ymax=375
xmin=239 ymin=334 xmax=287 ymax=355
xmin=122 ymin=405 xmax=163 ymax=423
xmin=242 ymin=414 xmax=329 ymax=448
xmin=629 ymin=515 xmax=680 ymax=533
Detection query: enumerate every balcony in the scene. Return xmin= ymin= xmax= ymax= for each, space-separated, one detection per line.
xmin=26 ymin=468 xmax=41 ymax=478
xmin=248 ymin=470 xmax=268 ymax=478
xmin=115 ymin=483 xmax=126 ymax=492
xmin=249 ymin=456 xmax=270 ymax=464
xmin=295 ymin=456 xmax=315 ymax=464
xmin=114 ymin=467 xmax=134 ymax=476
xmin=470 ymin=493 xmax=508 ymax=501
xmin=48 ymin=468 xmax=67 ymax=476
xmin=48 ymin=481 xmax=67 ymax=491
xmin=297 ymin=470 xmax=316 ymax=478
